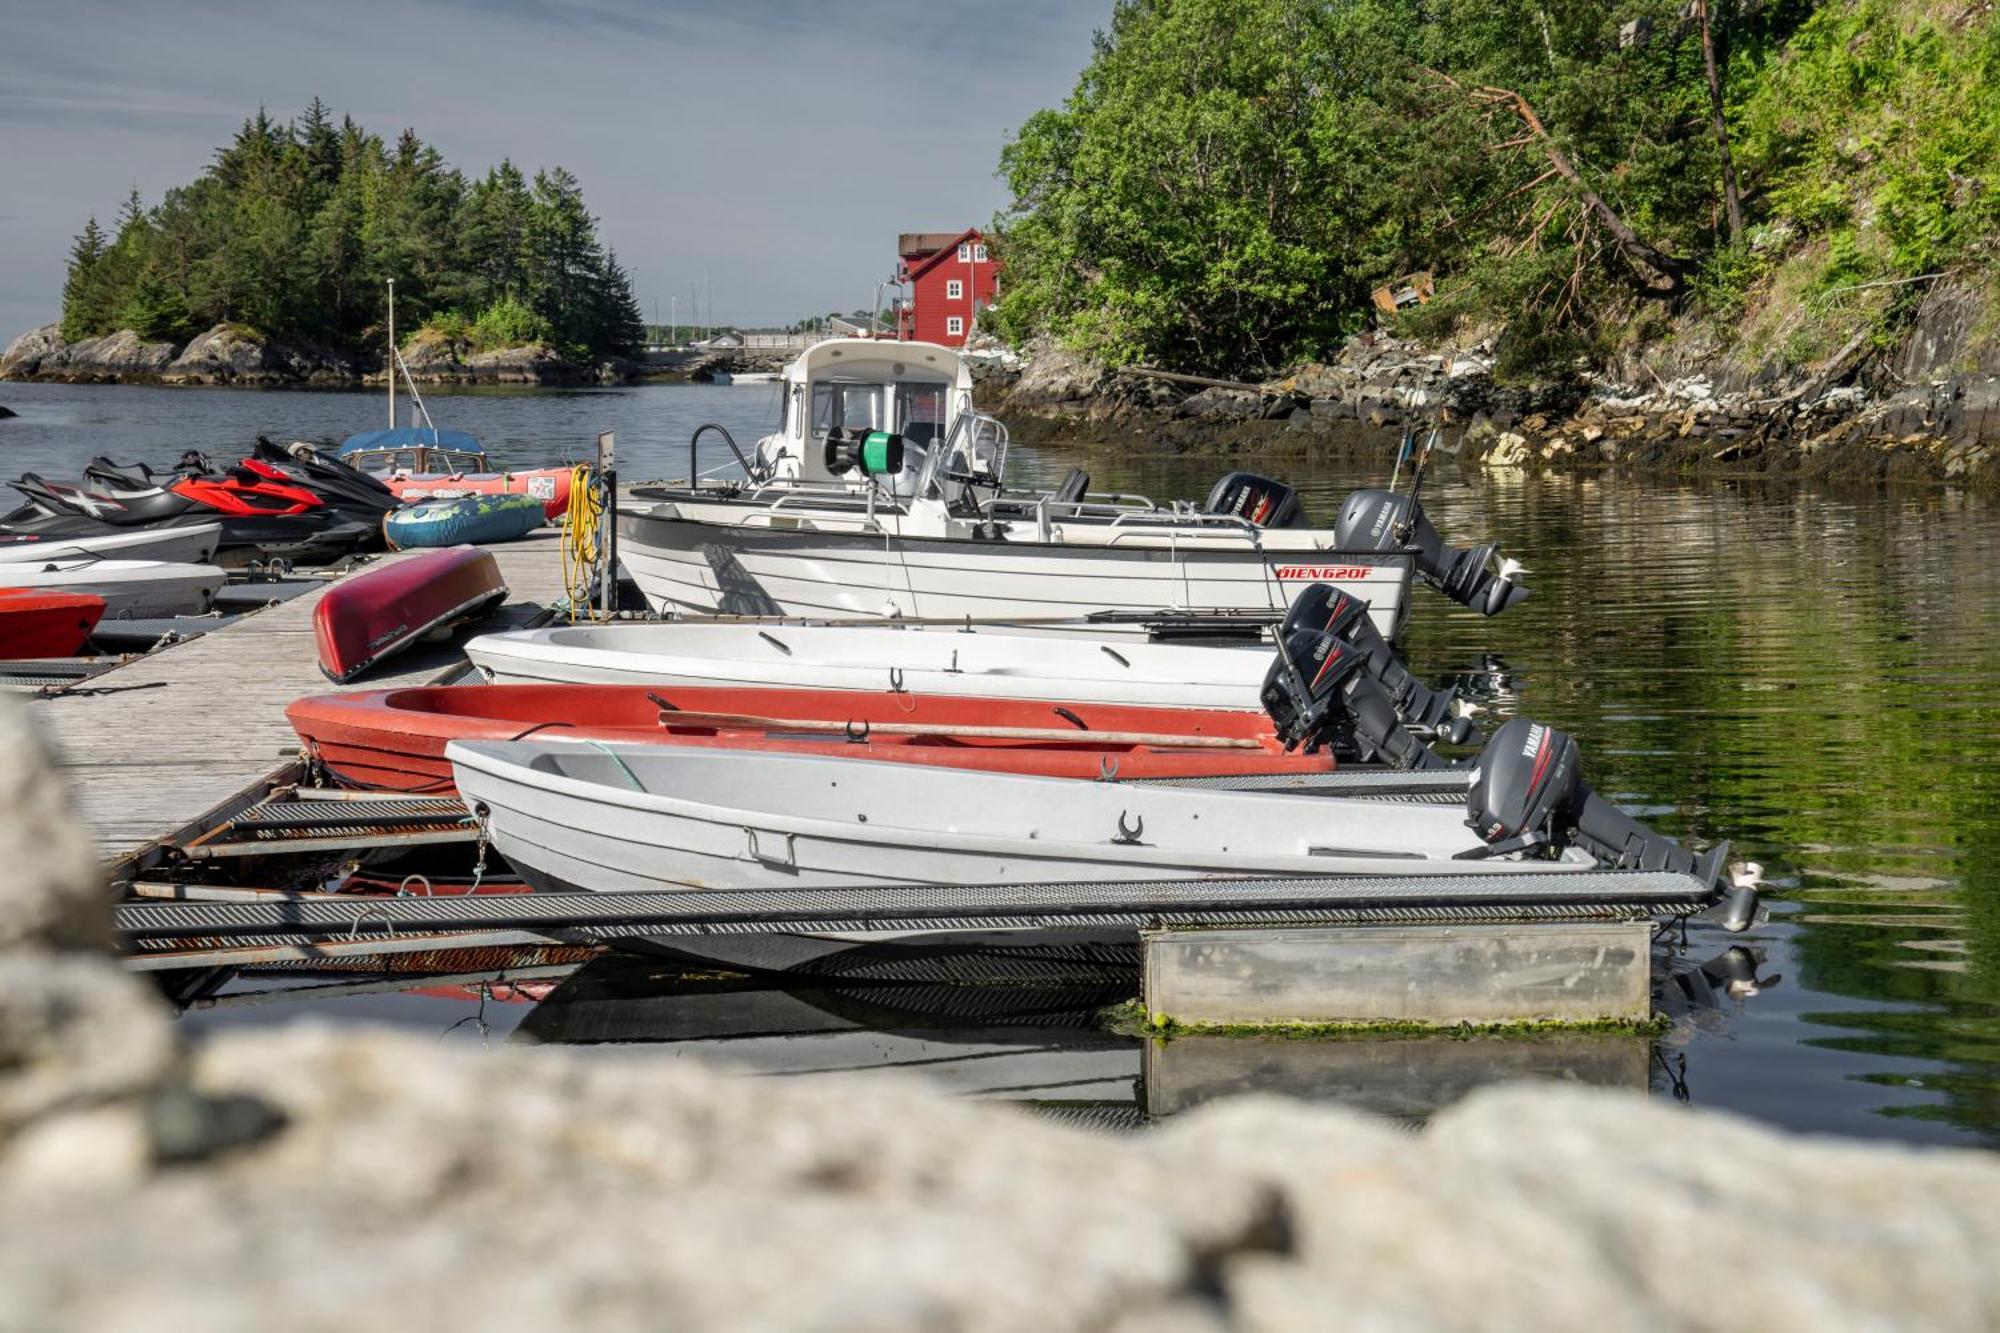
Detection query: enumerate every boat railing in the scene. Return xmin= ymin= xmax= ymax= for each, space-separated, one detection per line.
xmin=1101 ymin=510 xmax=1267 ymax=536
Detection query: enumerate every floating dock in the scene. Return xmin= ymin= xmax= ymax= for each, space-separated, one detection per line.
xmin=33 ymin=530 xmax=570 ymax=869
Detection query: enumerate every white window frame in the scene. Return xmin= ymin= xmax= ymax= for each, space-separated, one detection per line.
xmin=973 ymin=244 xmax=988 ymax=261
xmin=945 ymin=278 xmax=963 ymax=300
xmin=957 ymin=243 xmax=971 ymax=262
xmin=946 ymin=316 xmax=965 ymax=337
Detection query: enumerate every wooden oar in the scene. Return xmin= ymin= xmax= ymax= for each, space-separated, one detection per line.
xmin=652 ymin=709 xmax=1264 ymax=749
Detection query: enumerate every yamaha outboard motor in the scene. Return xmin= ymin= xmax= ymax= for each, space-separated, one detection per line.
xmin=1463 ymin=717 xmax=1731 ymax=889
xmin=1205 ymin=472 xmax=1306 ymax=529
xmin=1277 ymin=583 xmax=1480 ymax=744
xmin=1334 ymin=489 xmax=1528 ymax=616
xmin=1261 ymin=603 xmax=1451 ymax=771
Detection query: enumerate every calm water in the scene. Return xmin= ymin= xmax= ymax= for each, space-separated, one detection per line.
xmin=11 ymin=380 xmax=1998 ymax=1146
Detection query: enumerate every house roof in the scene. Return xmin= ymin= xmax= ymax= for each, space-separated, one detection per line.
xmin=903 ymin=227 xmax=987 ymax=283
xmin=898 ymin=231 xmax=970 ymax=259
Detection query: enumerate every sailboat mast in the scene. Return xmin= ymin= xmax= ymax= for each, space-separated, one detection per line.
xmin=387 ymin=278 xmax=396 ymax=429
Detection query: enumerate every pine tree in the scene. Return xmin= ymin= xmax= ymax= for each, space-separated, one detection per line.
xmin=59 ymin=216 xmax=112 ymax=341
xmin=594 ymin=249 xmax=646 ymax=359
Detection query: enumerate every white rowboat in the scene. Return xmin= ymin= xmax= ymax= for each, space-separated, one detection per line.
xmin=465 ymin=621 xmax=1275 ymax=711
xmin=446 ymin=739 xmax=1586 ymax=896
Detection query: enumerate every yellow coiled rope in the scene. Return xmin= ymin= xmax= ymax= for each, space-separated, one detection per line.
xmin=560 ymin=463 xmax=608 ymax=622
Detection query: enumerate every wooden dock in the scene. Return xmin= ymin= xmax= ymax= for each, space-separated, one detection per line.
xmin=32 ymin=530 xmax=572 ymax=868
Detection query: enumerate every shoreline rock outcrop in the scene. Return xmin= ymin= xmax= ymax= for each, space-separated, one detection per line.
xmin=3 ymin=689 xmax=2000 ymax=1329
xmin=1 ymin=322 xmax=636 ymax=388
xmin=980 ymin=284 xmax=2000 ymax=492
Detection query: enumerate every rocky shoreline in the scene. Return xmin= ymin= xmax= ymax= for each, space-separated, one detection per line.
xmin=0 ymin=322 xmax=639 ymax=388
xmin=979 ymin=282 xmax=2000 ymax=492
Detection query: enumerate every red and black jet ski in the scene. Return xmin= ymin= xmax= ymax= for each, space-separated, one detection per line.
xmin=4 ymin=444 xmax=387 ymax=566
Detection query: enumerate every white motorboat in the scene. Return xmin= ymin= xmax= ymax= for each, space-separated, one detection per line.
xmin=0 ymin=522 xmax=222 ymax=567
xmin=615 ymin=339 xmax=1528 ymax=641
xmin=448 ymin=739 xmax=1539 ymax=894
xmin=0 ymin=558 xmax=226 ymax=619
xmin=466 ymin=620 xmax=1275 ymax=710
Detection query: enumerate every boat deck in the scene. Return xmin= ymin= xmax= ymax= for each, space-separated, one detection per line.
xmin=32 ymin=529 xmax=572 ymax=866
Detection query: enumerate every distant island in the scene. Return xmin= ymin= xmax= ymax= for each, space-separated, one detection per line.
xmin=2 ymin=100 xmax=643 ymax=386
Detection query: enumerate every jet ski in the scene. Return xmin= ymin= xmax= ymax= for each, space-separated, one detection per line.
xmin=5 ymin=444 xmax=389 ymax=567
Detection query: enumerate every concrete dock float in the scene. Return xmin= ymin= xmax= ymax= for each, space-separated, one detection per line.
xmin=1141 ymin=920 xmax=1656 ymax=1028
xmin=33 ymin=530 xmax=571 ymax=869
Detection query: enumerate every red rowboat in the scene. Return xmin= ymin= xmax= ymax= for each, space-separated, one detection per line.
xmin=0 ymin=588 xmax=106 ymax=658
xmin=286 ymin=683 xmax=1334 ymax=791
xmin=313 ymin=546 xmax=507 ymax=684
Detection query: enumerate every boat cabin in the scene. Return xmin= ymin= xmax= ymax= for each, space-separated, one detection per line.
xmin=755 ymin=339 xmax=1006 ymax=496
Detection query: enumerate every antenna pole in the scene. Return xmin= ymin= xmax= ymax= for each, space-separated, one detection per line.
xmin=386 ymin=279 xmax=396 ymax=429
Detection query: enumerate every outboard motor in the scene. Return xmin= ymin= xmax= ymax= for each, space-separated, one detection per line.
xmin=1463 ymin=717 xmax=1731 ymax=889
xmin=1205 ymin=472 xmax=1306 ymax=528
xmin=1333 ymin=489 xmax=1528 ymax=616
xmin=1277 ymin=583 xmax=1480 ymax=744
xmin=1261 ymin=604 xmax=1451 ymax=771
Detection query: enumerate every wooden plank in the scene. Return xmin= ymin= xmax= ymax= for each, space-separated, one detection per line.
xmin=32 ymin=529 xmax=573 ymax=867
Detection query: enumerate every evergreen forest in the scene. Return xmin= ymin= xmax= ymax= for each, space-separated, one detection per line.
xmin=59 ymin=100 xmax=644 ymax=362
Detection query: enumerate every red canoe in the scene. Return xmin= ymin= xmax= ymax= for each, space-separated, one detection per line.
xmin=313 ymin=546 xmax=507 ymax=684
xmin=286 ymin=683 xmax=1334 ymax=791
xmin=0 ymin=588 xmax=106 ymax=658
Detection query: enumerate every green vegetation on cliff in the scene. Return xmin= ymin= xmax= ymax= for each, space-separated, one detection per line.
xmin=992 ymin=0 xmax=1999 ymax=378
xmin=58 ymin=101 xmax=644 ymax=362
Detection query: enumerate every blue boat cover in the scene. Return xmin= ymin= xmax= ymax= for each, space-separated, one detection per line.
xmin=384 ymin=493 xmax=545 ymax=549
xmin=337 ymin=427 xmax=484 ymax=457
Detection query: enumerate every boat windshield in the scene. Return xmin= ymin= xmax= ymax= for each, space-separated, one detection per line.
xmin=811 ymin=382 xmax=887 ymax=435
xmin=895 ymin=384 xmax=949 ymax=448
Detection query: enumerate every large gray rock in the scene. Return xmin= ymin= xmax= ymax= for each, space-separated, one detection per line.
xmin=1005 ymin=336 xmax=1113 ymax=414
xmin=0 ymin=695 xmax=177 ymax=1168
xmin=467 ymin=344 xmax=564 ymax=384
xmin=164 ymin=324 xmax=273 ymax=384
xmin=1 ymin=323 xmax=68 ymax=377
xmin=62 ymin=329 xmax=178 ymax=380
xmin=0 ymin=697 xmax=109 ymax=952
xmin=3 ymin=1035 xmax=1999 ymax=1332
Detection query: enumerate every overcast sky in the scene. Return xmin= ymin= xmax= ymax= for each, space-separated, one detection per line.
xmin=0 ymin=0 xmax=1109 ymax=339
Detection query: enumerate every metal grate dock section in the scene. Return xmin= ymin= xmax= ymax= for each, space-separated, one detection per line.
xmin=116 ymin=869 xmax=1712 ymax=954
xmin=171 ymin=793 xmax=476 ymax=859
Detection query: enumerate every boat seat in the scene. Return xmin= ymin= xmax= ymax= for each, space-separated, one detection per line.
xmin=1053 ymin=468 xmax=1090 ymax=506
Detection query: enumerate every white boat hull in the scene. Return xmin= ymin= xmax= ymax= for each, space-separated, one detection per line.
xmin=0 ymin=523 xmax=222 ymax=567
xmin=0 ymin=559 xmax=226 ymax=619
xmin=448 ymin=740 xmax=1571 ymax=898
xmin=466 ymin=622 xmax=1275 ymax=710
xmin=617 ymin=508 xmax=1413 ymax=640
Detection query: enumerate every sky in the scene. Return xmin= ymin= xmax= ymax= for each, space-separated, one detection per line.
xmin=0 ymin=0 xmax=1110 ymax=340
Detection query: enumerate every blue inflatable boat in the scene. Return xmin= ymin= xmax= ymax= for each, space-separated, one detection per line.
xmin=384 ymin=493 xmax=545 ymax=549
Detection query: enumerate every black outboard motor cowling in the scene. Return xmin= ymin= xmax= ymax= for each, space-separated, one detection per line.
xmin=1333 ymin=489 xmax=1528 ymax=616
xmin=1277 ymin=583 xmax=1479 ymax=743
xmin=1261 ymin=606 xmax=1450 ymax=771
xmin=1464 ymin=718 xmax=1730 ymax=888
xmin=1205 ymin=472 xmax=1306 ymax=529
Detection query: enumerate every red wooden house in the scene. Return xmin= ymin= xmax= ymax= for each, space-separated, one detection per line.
xmin=896 ymin=228 xmax=998 ymax=347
